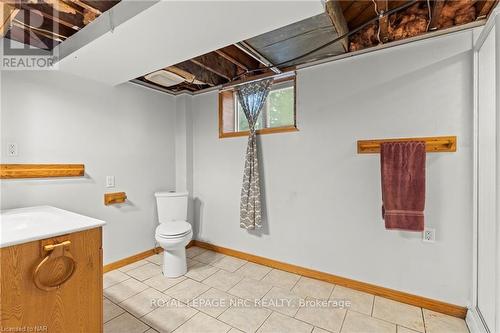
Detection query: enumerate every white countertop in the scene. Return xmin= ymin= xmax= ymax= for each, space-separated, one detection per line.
xmin=0 ymin=206 xmax=106 ymax=248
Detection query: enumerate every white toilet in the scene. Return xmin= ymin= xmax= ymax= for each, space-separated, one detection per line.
xmin=154 ymin=191 xmax=193 ymax=277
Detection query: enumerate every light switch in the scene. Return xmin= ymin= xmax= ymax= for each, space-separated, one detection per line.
xmin=106 ymin=176 xmax=115 ymax=188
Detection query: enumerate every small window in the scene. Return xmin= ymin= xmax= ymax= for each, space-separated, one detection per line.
xmin=218 ymin=75 xmax=297 ymax=138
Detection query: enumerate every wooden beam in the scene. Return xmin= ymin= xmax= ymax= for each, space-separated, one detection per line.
xmin=344 ymin=1 xmax=372 ymax=26
xmin=349 ymin=2 xmax=380 ymax=30
xmin=12 ymin=20 xmax=64 ymax=42
xmin=325 ymin=0 xmax=349 ymax=51
xmin=63 ymin=0 xmax=102 ymax=25
xmin=66 ymin=0 xmax=101 ymax=15
xmin=7 ymin=24 xmax=58 ymax=49
xmin=45 ymin=0 xmax=82 ymax=15
xmin=79 ymin=0 xmax=119 ymax=13
xmin=236 ymin=41 xmax=281 ymax=74
xmin=215 ymin=45 xmax=260 ymax=71
xmin=1 ymin=3 xmax=19 ymax=37
xmin=476 ymin=0 xmax=498 ymax=19
xmin=14 ymin=9 xmax=76 ymax=38
xmin=428 ymin=0 xmax=445 ymax=30
xmin=14 ymin=2 xmax=84 ymax=30
xmin=376 ymin=0 xmax=389 ymax=43
xmin=190 ymin=53 xmax=237 ymax=81
xmin=172 ymin=61 xmax=227 ymax=86
xmin=215 ymin=49 xmax=248 ymax=71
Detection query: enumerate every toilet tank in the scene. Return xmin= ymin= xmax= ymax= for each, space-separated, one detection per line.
xmin=155 ymin=191 xmax=188 ymax=223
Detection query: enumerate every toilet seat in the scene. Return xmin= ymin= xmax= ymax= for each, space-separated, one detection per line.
xmin=156 ymin=221 xmax=192 ymax=239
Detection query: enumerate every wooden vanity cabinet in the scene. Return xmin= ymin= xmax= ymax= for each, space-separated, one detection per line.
xmin=0 ymin=227 xmax=103 ymax=333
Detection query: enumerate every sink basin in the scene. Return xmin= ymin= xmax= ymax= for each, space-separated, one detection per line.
xmin=0 ymin=206 xmax=105 ymax=248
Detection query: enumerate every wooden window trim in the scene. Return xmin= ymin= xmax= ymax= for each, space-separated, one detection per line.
xmin=218 ymin=75 xmax=297 ymax=139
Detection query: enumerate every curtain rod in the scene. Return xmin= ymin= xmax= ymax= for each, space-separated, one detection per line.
xmin=220 ymin=71 xmax=295 ymax=91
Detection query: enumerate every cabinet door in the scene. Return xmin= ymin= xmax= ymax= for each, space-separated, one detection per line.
xmin=0 ymin=227 xmax=103 ymax=333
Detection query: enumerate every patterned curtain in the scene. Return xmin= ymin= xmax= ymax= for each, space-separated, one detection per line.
xmin=236 ymin=78 xmax=273 ymax=229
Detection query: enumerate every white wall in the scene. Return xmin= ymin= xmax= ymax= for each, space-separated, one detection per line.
xmin=175 ymin=94 xmax=195 ymax=224
xmin=0 ymin=70 xmax=177 ymax=264
xmin=191 ymin=30 xmax=475 ymax=306
xmin=0 ymin=28 xmax=476 ymax=306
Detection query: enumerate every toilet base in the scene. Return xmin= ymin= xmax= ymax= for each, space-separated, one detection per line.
xmin=162 ymin=247 xmax=187 ymax=278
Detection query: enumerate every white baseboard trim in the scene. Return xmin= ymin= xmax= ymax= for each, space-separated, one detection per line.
xmin=466 ymin=307 xmax=489 ymax=333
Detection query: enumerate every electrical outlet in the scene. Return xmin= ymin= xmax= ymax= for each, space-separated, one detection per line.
xmin=7 ymin=143 xmax=18 ymax=157
xmin=106 ymin=176 xmax=115 ymax=188
xmin=423 ymin=228 xmax=436 ymax=243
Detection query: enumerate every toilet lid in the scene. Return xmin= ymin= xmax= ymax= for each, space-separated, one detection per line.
xmin=156 ymin=221 xmax=192 ymax=237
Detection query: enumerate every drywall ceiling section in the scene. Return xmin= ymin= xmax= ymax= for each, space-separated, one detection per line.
xmin=58 ymin=1 xmax=325 ymax=86
xmin=56 ymin=0 xmax=159 ymax=60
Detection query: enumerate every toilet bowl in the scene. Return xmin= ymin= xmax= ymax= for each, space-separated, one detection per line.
xmin=154 ymin=191 xmax=192 ymax=277
xmin=155 ymin=222 xmax=192 ymax=277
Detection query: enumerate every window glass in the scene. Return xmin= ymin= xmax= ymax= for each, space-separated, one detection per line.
xmin=235 ymin=80 xmax=294 ymax=132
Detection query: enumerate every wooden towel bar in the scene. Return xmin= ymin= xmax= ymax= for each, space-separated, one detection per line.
xmin=0 ymin=164 xmax=85 ymax=179
xmin=357 ymin=136 xmax=457 ymax=154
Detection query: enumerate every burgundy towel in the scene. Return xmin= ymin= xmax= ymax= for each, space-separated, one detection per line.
xmin=381 ymin=141 xmax=426 ymax=231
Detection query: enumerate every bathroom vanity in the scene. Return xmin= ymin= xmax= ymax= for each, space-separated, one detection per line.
xmin=0 ymin=206 xmax=105 ymax=333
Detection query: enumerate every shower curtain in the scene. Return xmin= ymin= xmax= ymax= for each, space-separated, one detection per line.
xmin=236 ymin=78 xmax=273 ymax=229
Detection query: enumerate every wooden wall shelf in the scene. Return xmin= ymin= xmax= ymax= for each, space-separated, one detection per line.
xmin=357 ymin=136 xmax=457 ymax=154
xmin=104 ymin=192 xmax=127 ymax=206
xmin=0 ymin=164 xmax=85 ymax=179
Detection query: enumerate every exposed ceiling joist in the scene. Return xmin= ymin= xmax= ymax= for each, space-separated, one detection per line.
xmin=7 ymin=24 xmax=57 ymax=49
xmin=325 ymin=0 xmax=349 ymax=51
xmin=14 ymin=9 xmax=75 ymax=39
xmin=67 ymin=0 xmax=101 ymax=15
xmin=12 ymin=19 xmax=64 ymax=42
xmin=215 ymin=49 xmax=248 ymax=71
xmin=190 ymin=53 xmax=237 ymax=81
xmin=376 ymin=0 xmax=389 ymax=43
xmin=236 ymin=41 xmax=281 ymax=74
xmin=349 ymin=2 xmax=379 ymax=29
xmin=429 ymin=0 xmax=445 ymax=30
xmin=476 ymin=0 xmax=498 ymax=19
xmin=173 ymin=61 xmax=226 ymax=87
xmin=27 ymin=0 xmax=83 ymax=16
xmin=344 ymin=1 xmax=372 ymax=26
xmin=1 ymin=3 xmax=19 ymax=37
xmin=14 ymin=2 xmax=84 ymax=30
xmin=78 ymin=0 xmax=118 ymax=13
xmin=215 ymin=45 xmax=261 ymax=72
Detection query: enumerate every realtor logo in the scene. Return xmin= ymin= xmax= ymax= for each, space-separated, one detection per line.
xmin=1 ymin=3 xmax=59 ymax=70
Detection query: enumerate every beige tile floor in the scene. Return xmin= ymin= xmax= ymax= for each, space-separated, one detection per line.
xmin=103 ymin=247 xmax=469 ymax=333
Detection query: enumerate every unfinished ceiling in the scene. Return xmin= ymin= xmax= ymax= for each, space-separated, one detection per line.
xmin=137 ymin=0 xmax=498 ymax=94
xmin=1 ymin=1 xmax=497 ymax=94
xmin=1 ymin=0 xmax=119 ymax=50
